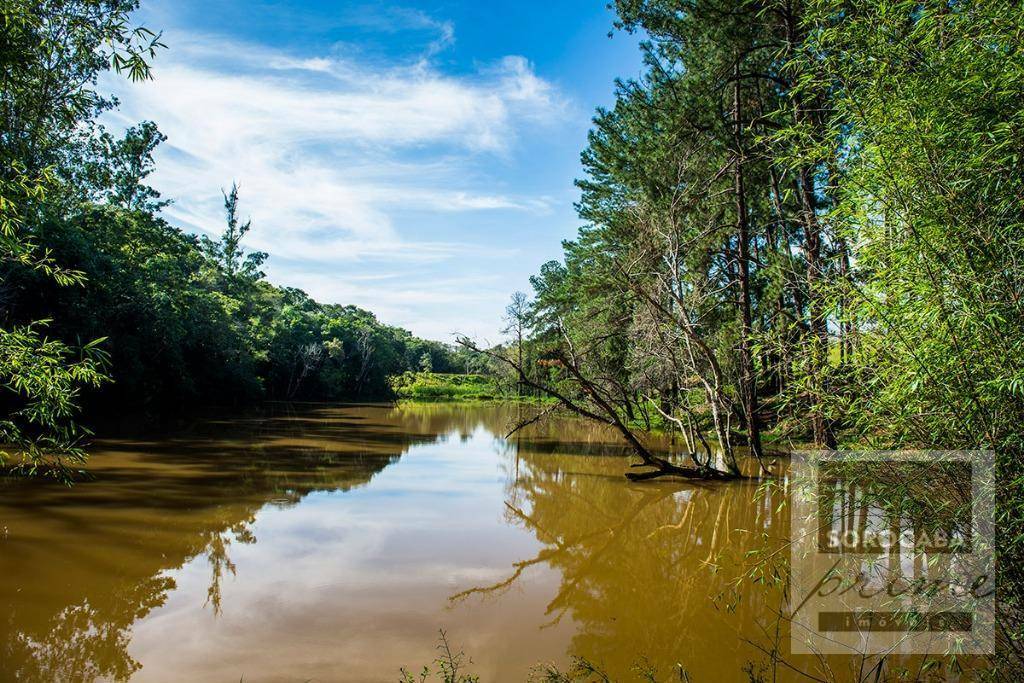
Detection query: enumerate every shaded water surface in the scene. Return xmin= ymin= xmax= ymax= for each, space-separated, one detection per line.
xmin=0 ymin=403 xmax=802 ymax=682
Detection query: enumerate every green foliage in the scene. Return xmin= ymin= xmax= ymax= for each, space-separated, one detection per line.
xmin=0 ymin=0 xmax=161 ymax=479
xmin=200 ymin=183 xmax=267 ymax=297
xmin=419 ymin=351 xmax=433 ymax=373
xmin=511 ymin=0 xmax=1024 ymax=663
xmin=5 ymin=200 xmax=468 ymax=408
xmin=0 ymin=0 xmax=474 ymax=478
xmin=0 ymin=322 xmax=108 ymax=478
xmin=399 ymin=630 xmax=479 ymax=683
xmin=529 ymin=656 xmax=690 ymax=682
xmin=516 ymin=0 xmax=1024 ymax=462
xmin=390 ymin=372 xmax=501 ymax=401
xmin=789 ymin=0 xmax=1024 ymax=453
xmin=781 ymin=0 xmax=1024 ymax=645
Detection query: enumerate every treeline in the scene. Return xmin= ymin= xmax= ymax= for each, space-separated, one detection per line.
xmin=480 ymin=0 xmax=1023 ymax=480
xmin=12 ymin=187 xmax=467 ymax=407
xmin=0 ymin=1 xmax=467 ymax=475
xmin=469 ymin=0 xmax=1024 ymax=639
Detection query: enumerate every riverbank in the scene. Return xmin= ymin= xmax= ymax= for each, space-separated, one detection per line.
xmin=389 ymin=371 xmax=555 ymax=404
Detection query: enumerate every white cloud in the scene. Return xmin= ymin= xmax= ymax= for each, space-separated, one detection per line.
xmin=102 ymin=25 xmax=568 ymax=333
xmin=278 ymin=270 xmax=509 ymax=342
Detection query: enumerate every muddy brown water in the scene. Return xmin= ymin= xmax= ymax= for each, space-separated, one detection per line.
xmin=0 ymin=403 xmax=946 ymax=681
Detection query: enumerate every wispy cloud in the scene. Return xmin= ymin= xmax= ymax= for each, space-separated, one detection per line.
xmin=103 ymin=16 xmax=569 ymax=335
xmin=279 ymin=269 xmax=510 ymax=340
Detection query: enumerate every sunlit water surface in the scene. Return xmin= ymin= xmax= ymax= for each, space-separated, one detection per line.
xmin=0 ymin=403 xmax=813 ymax=681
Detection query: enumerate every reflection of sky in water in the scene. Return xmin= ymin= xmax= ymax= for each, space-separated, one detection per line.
xmin=0 ymin=404 xmax=800 ymax=682
xmin=129 ymin=425 xmax=567 ymax=682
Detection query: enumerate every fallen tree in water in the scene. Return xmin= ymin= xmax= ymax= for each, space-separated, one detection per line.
xmin=456 ymin=336 xmax=742 ymax=481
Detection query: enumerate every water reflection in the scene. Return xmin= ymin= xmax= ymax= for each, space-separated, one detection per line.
xmin=1 ymin=403 xmax=425 ymax=680
xmin=460 ymin=435 xmax=790 ymax=681
xmin=793 ymin=459 xmax=992 ymax=664
xmin=0 ymin=403 xmax=851 ymax=681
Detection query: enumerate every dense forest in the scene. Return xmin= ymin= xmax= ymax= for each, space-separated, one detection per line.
xmin=463 ymin=0 xmax=1024 ymax=658
xmin=0 ymin=0 xmax=474 ymax=477
xmin=485 ymin=0 xmax=1024 ymax=475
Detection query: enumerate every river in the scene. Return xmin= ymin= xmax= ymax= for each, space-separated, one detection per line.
xmin=0 ymin=402 xmax=834 ymax=681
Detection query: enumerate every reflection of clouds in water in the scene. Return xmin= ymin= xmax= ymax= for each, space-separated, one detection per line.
xmin=0 ymin=404 xmax=454 ymax=681
xmin=126 ymin=409 xmax=565 ymax=681
xmin=0 ymin=403 xmax=800 ymax=682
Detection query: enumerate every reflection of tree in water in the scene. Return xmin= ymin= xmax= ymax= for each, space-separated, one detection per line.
xmin=203 ymin=519 xmax=257 ymax=616
xmin=388 ymin=400 xmax=523 ymax=442
xmin=3 ymin=573 xmax=174 ymax=682
xmin=1 ymin=402 xmax=784 ymax=681
xmin=455 ymin=443 xmax=789 ymax=681
xmin=0 ymin=403 xmax=491 ymax=682
xmin=0 ymin=492 xmax=273 ymax=681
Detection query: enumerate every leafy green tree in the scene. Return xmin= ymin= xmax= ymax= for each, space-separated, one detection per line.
xmin=79 ymin=121 xmax=168 ymax=211
xmin=201 ymin=183 xmax=268 ymax=297
xmin=778 ymin=0 xmax=1024 ymax=651
xmin=0 ymin=324 xmax=108 ymax=478
xmin=0 ymin=0 xmax=160 ymax=477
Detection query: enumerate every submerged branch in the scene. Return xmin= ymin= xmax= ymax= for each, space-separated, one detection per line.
xmin=505 ymin=402 xmax=559 ymax=439
xmin=456 ymin=336 xmax=739 ymax=481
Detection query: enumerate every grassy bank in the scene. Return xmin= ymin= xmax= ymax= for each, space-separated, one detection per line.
xmin=389 ymin=372 xmax=559 ymax=404
xmin=389 ymin=372 xmax=504 ymax=401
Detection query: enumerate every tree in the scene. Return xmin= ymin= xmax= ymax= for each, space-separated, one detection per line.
xmin=80 ymin=121 xmax=168 ymax=211
xmin=777 ymin=0 xmax=1024 ymax=655
xmin=201 ymin=183 xmax=267 ymax=296
xmin=0 ymin=0 xmax=161 ymax=478
xmin=502 ymin=291 xmax=529 ymax=397
xmin=418 ymin=351 xmax=433 ymax=373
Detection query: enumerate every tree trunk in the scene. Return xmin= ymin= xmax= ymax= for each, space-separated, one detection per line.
xmin=732 ymin=64 xmax=765 ymax=463
xmin=516 ymin=325 xmax=523 ymax=399
xmin=785 ymin=5 xmax=837 ymax=449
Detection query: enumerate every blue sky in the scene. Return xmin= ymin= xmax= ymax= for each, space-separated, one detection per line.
xmin=107 ymin=1 xmax=643 ymax=341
